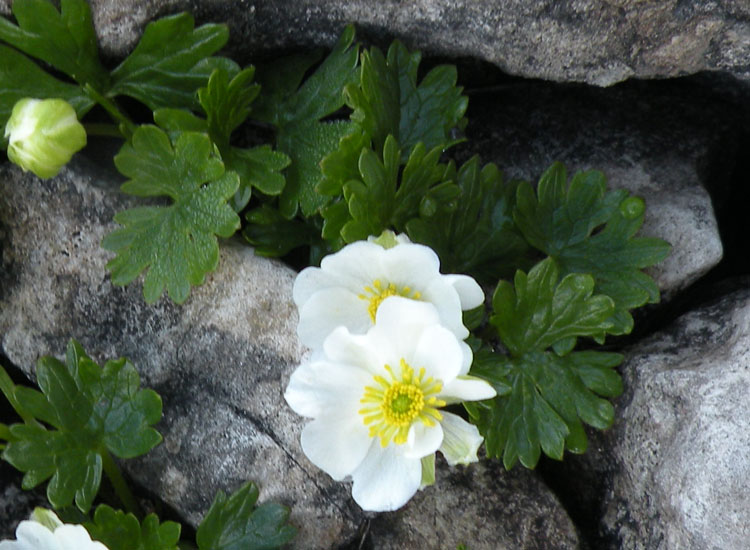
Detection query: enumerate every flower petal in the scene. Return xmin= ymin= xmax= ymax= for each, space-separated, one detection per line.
xmin=420 ymin=277 xmax=467 ymax=338
xmin=404 ymin=421 xmax=443 ymax=459
xmin=381 ymin=243 xmax=440 ymax=287
xmin=439 ymin=412 xmax=484 ymax=466
xmin=319 ymin=241 xmax=385 ymax=284
xmin=369 ymin=298 xmax=441 ymax=363
xmin=284 ymin=358 xmax=372 ymax=418
xmin=301 ymin=414 xmax=373 ymax=480
xmin=440 ymin=374 xmax=497 ymax=404
xmin=443 ymin=274 xmax=484 ymax=310
xmin=8 ymin=521 xmax=58 ymax=550
xmin=297 ymin=287 xmax=370 ymax=348
xmin=351 ymin=444 xmax=422 ymax=511
xmin=55 ymin=525 xmax=108 ymax=550
xmin=409 ymin=324 xmax=464 ymax=383
xmin=323 ymin=327 xmax=385 ymax=376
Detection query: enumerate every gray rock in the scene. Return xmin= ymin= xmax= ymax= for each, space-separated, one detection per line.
xmin=597 ymin=283 xmax=750 ymax=549
xmin=0 ymin=462 xmax=49 ymax=540
xmin=0 ymin=157 xmax=582 ymax=548
xmin=2 ymin=0 xmax=748 ymax=86
xmin=369 ymin=456 xmax=580 ymax=549
xmin=457 ymin=77 xmax=744 ymax=300
xmin=0 ymin=158 xmax=360 ymax=548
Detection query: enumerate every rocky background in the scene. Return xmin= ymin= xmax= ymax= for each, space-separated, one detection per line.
xmin=1 ymin=1 xmax=749 ymax=549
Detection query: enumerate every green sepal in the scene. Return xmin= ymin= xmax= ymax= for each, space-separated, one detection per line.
xmin=0 ymin=0 xmax=109 ymax=89
xmin=109 ymin=13 xmax=232 ymax=110
xmin=513 ymin=162 xmax=671 ymax=336
xmin=196 ymin=481 xmax=297 ymax=550
xmin=1 ymin=340 xmax=162 ymax=513
xmin=84 ymin=505 xmax=181 ymax=550
xmin=102 ymin=126 xmax=240 ymax=304
xmin=420 ymin=455 xmax=436 ymax=488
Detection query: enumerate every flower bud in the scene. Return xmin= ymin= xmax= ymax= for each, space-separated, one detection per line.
xmin=4 ymin=98 xmax=87 ymax=179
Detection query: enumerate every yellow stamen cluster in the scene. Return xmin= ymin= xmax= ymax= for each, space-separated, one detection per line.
xmin=359 ymin=359 xmax=446 ymax=447
xmin=358 ymin=279 xmax=422 ymax=322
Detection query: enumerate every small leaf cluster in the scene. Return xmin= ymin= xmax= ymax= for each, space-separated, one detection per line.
xmin=0 ymin=341 xmax=296 ymax=549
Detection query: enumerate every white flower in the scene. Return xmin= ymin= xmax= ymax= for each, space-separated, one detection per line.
xmin=284 ymin=297 xmax=496 ymax=512
xmin=293 ymin=233 xmax=484 ymax=349
xmin=0 ymin=509 xmax=108 ymax=550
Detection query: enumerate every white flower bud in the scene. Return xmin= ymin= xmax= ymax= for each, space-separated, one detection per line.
xmin=4 ymin=98 xmax=87 ymax=179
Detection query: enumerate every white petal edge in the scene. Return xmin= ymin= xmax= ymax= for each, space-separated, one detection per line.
xmin=409 ymin=324 xmax=464 ymax=383
xmin=55 ymin=525 xmax=108 ymax=550
xmin=351 ymin=444 xmax=423 ymax=512
xmin=443 ymin=273 xmax=485 ymax=310
xmin=297 ymin=287 xmax=370 ymax=349
xmin=300 ymin=414 xmax=373 ymax=480
xmin=440 ymin=374 xmax=497 ymax=404
xmin=2 ymin=521 xmax=58 ymax=550
xmin=420 ymin=277 xmax=467 ymax=338
xmin=380 ymin=242 xmax=441 ymax=287
xmin=404 ymin=421 xmax=443 ymax=459
xmin=439 ymin=412 xmax=484 ymax=466
xmin=284 ymin=358 xmax=372 ymax=418
xmin=319 ymin=241 xmax=386 ymax=285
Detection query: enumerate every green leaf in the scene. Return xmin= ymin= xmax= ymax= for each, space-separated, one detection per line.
xmin=252 ymin=25 xmax=360 ymax=217
xmin=196 ymin=481 xmax=296 ymax=550
xmin=243 ymin=204 xmax=323 ymax=257
xmin=491 ymin=258 xmax=616 ymax=356
xmin=467 ymin=349 xmax=623 ymax=469
xmin=344 ymin=39 xmax=468 ymax=157
xmin=464 ymin=258 xmax=623 ymax=469
xmin=85 ymin=505 xmax=180 ymax=550
xmin=514 ymin=163 xmax=671 ymax=336
xmin=155 ymin=68 xmax=290 ymax=211
xmin=1 ymin=340 xmax=162 ymax=513
xmin=406 ymin=156 xmax=531 ymax=282
xmin=0 ymin=0 xmax=108 ymax=89
xmin=109 ymin=13 xmax=232 ymax=110
xmin=102 ymin=126 xmax=240 ymax=304
xmin=199 ymin=67 xmax=260 ymax=150
xmin=0 ymin=46 xmax=94 ymax=136
xmin=328 ymin=135 xmax=451 ymax=243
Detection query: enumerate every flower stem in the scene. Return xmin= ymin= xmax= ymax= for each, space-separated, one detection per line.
xmin=83 ymin=85 xmax=137 ymax=139
xmin=101 ymin=449 xmax=143 ymax=518
xmin=84 ymin=123 xmax=125 ymax=138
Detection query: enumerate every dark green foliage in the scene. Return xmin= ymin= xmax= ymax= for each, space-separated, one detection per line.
xmin=514 ymin=163 xmax=672 ymax=336
xmin=252 ymin=25 xmax=360 ymax=217
xmin=0 ymin=340 xmax=162 ymax=513
xmin=465 ymin=259 xmax=624 ymax=469
xmin=109 ymin=13 xmax=231 ymax=110
xmin=406 ymin=156 xmax=531 ymax=282
xmin=85 ymin=505 xmax=181 ymax=550
xmin=196 ymin=481 xmax=296 ymax=550
xmin=102 ymin=126 xmax=240 ymax=304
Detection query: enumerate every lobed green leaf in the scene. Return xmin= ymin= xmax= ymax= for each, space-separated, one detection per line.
xmin=196 ymin=481 xmax=296 ymax=550
xmin=514 ymin=163 xmax=671 ymax=336
xmin=85 ymin=505 xmax=181 ymax=550
xmin=0 ymin=0 xmax=108 ymax=89
xmin=1 ymin=340 xmax=162 ymax=513
xmin=109 ymin=13 xmax=232 ymax=110
xmin=406 ymin=156 xmax=531 ymax=282
xmin=252 ymin=25 xmax=360 ymax=217
xmin=102 ymin=126 xmax=240 ymax=304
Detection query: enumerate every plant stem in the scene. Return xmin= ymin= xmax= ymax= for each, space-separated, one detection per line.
xmin=83 ymin=85 xmax=137 ymax=139
xmin=84 ymin=123 xmax=125 ymax=138
xmin=101 ymin=449 xmax=143 ymax=519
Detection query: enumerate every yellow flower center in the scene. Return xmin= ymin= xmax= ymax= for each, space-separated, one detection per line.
xmin=358 ymin=279 xmax=422 ymax=322
xmin=359 ymin=359 xmax=446 ymax=447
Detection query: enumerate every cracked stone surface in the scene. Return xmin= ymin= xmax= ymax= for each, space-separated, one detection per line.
xmin=456 ymin=76 xmax=741 ymax=301
xmin=0 ymin=157 xmax=581 ymax=547
xmin=595 ymin=282 xmax=750 ymax=549
xmin=1 ymin=0 xmax=748 ymax=86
